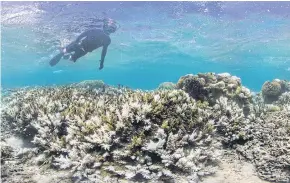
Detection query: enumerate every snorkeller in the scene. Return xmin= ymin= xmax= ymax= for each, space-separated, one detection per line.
xmin=49 ymin=18 xmax=120 ymax=70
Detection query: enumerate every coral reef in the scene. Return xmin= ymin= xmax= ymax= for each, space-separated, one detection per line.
xmin=262 ymin=79 xmax=290 ymax=103
xmin=69 ymin=80 xmax=105 ymax=89
xmin=212 ymin=96 xmax=256 ymax=146
xmin=176 ymin=72 xmax=253 ymax=115
xmin=157 ymin=82 xmax=176 ymax=90
xmin=1 ymin=141 xmax=13 ymax=163
xmin=262 ymin=80 xmax=282 ymax=103
xmin=1 ymin=84 xmax=222 ymax=182
xmin=237 ymin=108 xmax=290 ymax=182
xmin=1 ymin=73 xmax=289 ymax=183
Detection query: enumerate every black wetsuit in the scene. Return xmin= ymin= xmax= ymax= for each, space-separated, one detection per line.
xmin=66 ymin=29 xmax=111 ymax=62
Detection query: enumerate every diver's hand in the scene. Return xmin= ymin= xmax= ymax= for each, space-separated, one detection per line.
xmin=99 ymin=60 xmax=104 ymax=70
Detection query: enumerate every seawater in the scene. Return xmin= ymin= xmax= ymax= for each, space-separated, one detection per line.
xmin=1 ymin=2 xmax=290 ymax=91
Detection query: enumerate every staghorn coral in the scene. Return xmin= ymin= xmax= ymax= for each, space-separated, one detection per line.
xmin=213 ymin=96 xmax=256 ymax=146
xmin=277 ymin=92 xmax=290 ymax=107
xmin=236 ymin=82 xmax=290 ymax=182
xmin=1 ymin=73 xmax=289 ymax=183
xmin=1 ymin=84 xmax=222 ymax=182
xmin=237 ymin=109 xmax=290 ymax=182
xmin=1 ymin=141 xmax=14 ymax=163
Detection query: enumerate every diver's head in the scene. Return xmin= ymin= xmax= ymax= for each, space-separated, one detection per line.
xmin=103 ymin=19 xmax=117 ymax=35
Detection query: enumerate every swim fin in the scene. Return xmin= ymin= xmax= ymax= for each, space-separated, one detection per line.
xmin=49 ymin=53 xmax=64 ymax=66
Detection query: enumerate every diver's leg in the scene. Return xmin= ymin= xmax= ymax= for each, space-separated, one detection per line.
xmin=63 ymin=54 xmax=71 ymax=60
xmin=50 ymin=41 xmax=82 ymax=66
xmin=62 ymin=41 xmax=84 ymax=60
xmin=70 ymin=47 xmax=87 ymax=62
xmin=62 ymin=41 xmax=78 ymax=53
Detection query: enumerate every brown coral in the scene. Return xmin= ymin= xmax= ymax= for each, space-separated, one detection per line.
xmin=262 ymin=80 xmax=282 ymax=103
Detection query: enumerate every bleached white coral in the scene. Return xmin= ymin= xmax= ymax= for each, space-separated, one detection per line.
xmin=53 ymin=155 xmax=72 ymax=169
xmin=1 ymin=79 xmax=236 ymax=182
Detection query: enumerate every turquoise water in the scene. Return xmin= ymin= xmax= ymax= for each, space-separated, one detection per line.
xmin=1 ymin=2 xmax=290 ymax=91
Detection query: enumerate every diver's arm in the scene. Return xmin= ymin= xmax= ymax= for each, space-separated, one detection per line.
xmin=99 ymin=45 xmax=108 ymax=69
xmin=101 ymin=46 xmax=108 ymax=61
